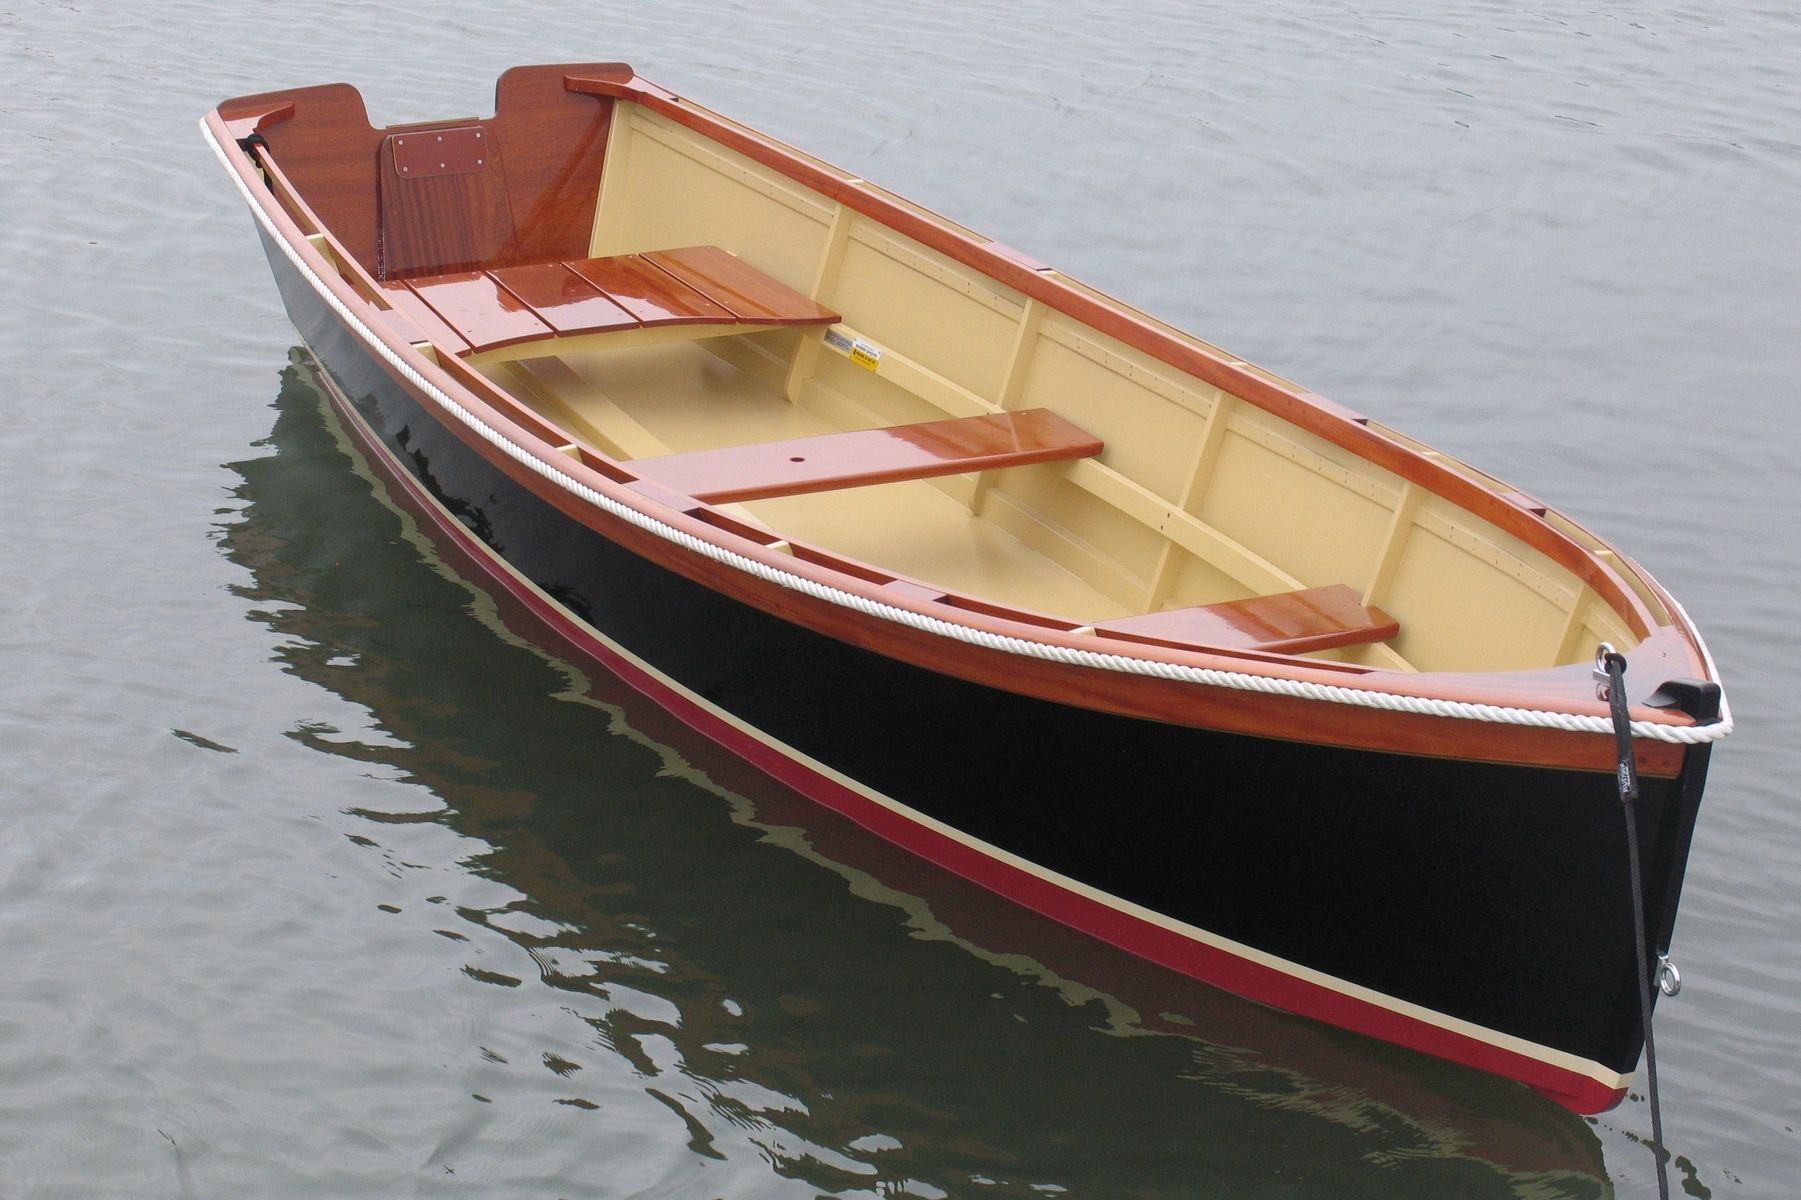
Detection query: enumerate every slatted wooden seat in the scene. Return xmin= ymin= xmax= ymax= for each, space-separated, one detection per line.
xmin=386 ymin=245 xmax=838 ymax=357
xmin=1093 ymin=584 xmax=1398 ymax=655
xmin=628 ymin=409 xmax=1103 ymax=504
xmin=350 ymin=112 xmax=836 ymax=355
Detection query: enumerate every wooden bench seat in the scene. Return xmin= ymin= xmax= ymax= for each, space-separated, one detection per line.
xmin=628 ymin=409 xmax=1103 ymax=504
xmin=388 ymin=245 xmax=838 ymax=356
xmin=1093 ymin=584 xmax=1398 ymax=655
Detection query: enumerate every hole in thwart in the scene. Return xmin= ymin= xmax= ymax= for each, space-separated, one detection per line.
xmin=789 ymin=456 xmax=806 ymax=462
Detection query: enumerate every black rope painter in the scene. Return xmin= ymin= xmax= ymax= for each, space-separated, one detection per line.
xmin=1601 ymin=647 xmax=1671 ymax=1200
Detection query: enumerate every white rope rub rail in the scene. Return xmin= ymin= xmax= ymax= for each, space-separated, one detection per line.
xmin=206 ymin=123 xmax=1734 ymax=748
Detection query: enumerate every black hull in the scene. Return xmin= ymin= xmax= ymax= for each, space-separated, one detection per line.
xmin=259 ymin=224 xmax=1707 ymax=1097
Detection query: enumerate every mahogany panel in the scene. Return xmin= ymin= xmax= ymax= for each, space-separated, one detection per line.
xmin=378 ymin=127 xmax=517 ymax=279
xmin=404 ymin=271 xmax=554 ymax=352
xmin=389 ymin=124 xmax=491 ymax=176
xmin=251 ymin=143 xmax=474 ymax=354
xmin=487 ymin=262 xmax=637 ymax=334
xmin=221 ymin=66 xmax=617 ymax=280
xmin=630 ymin=409 xmax=1102 ymax=504
xmin=488 ymin=64 xmax=621 ymax=266
xmin=643 ymin=245 xmax=838 ymax=325
xmin=1094 ymin=585 xmax=1400 ymax=655
xmin=565 ymin=253 xmax=734 ymax=326
xmin=240 ymin=83 xmax=385 ymax=272
xmin=215 ymin=96 xmax=295 ymax=142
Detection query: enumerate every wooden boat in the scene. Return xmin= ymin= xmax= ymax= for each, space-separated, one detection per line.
xmin=202 ymin=63 xmax=1730 ymax=1113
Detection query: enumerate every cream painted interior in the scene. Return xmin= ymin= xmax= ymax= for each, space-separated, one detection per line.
xmin=463 ymin=100 xmax=1656 ymax=674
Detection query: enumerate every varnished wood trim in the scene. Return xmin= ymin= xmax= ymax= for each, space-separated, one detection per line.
xmin=563 ymin=253 xmax=733 ymax=326
xmin=216 ymin=97 xmax=295 ymax=141
xmin=377 ymin=280 xmax=475 ymax=354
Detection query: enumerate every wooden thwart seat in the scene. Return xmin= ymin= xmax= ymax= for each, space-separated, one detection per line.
xmin=628 ymin=409 xmax=1103 ymax=504
xmin=1094 ymin=584 xmax=1399 ymax=655
xmin=387 ymin=245 xmax=838 ymax=356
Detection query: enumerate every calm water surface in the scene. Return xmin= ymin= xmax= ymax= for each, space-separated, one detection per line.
xmin=3 ymin=2 xmax=1798 ymax=1196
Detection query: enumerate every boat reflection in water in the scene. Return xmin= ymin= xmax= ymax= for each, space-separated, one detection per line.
xmin=217 ymin=353 xmax=1616 ymax=1197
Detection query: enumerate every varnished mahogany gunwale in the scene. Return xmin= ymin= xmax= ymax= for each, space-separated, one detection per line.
xmin=202 ymin=83 xmax=1714 ymax=772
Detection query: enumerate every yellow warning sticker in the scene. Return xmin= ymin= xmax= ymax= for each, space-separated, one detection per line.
xmin=822 ymin=326 xmax=881 ymax=371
